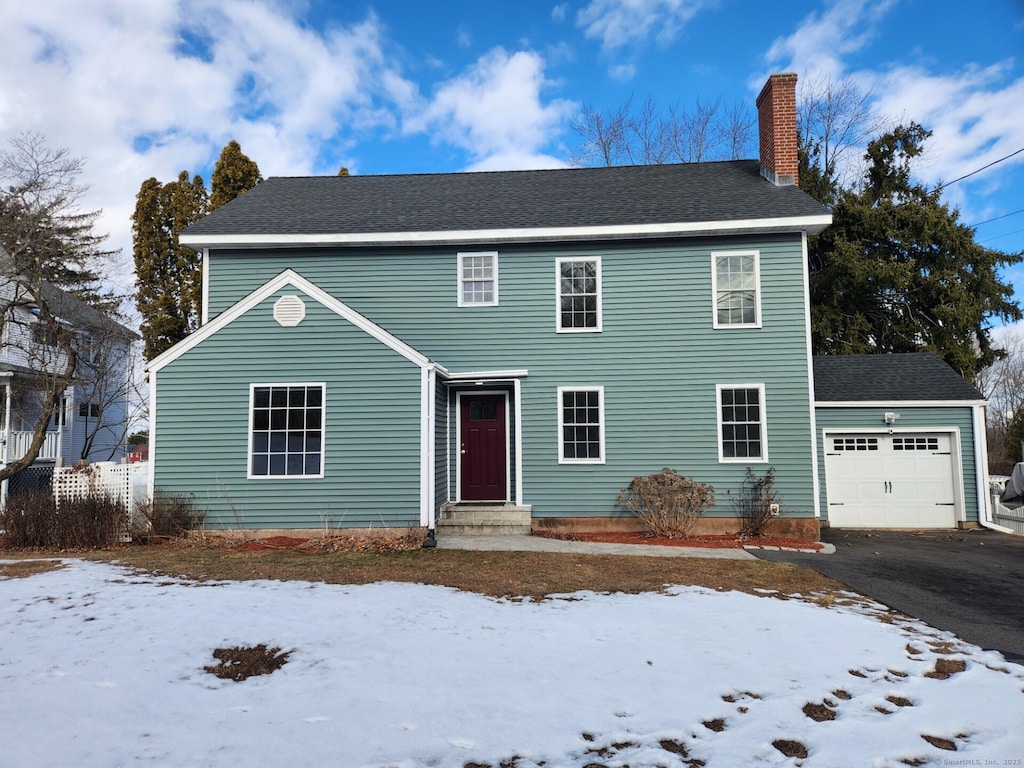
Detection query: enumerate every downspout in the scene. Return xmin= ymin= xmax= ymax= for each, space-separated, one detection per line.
xmin=975 ymin=402 xmax=1014 ymax=534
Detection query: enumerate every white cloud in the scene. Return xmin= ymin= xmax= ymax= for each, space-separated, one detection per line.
xmin=576 ymin=0 xmax=712 ymax=51
xmin=764 ymin=1 xmax=1024 ymax=225
xmin=764 ymin=0 xmax=898 ymax=82
xmin=404 ymin=48 xmax=576 ymax=170
xmin=0 ymin=0 xmax=410 ymax=293
xmin=609 ymin=63 xmax=637 ymax=82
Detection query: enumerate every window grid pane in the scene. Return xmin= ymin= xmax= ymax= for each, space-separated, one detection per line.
xmin=561 ymin=390 xmax=601 ymax=460
xmin=716 ymin=254 xmax=757 ymax=325
xmin=461 ymin=254 xmax=496 ymax=305
xmin=251 ymin=385 xmax=324 ymax=477
xmin=720 ymin=387 xmax=762 ymax=459
xmin=559 ymin=261 xmax=599 ymax=329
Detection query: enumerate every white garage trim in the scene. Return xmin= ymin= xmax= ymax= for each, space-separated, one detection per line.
xmin=822 ymin=427 xmax=965 ymax=528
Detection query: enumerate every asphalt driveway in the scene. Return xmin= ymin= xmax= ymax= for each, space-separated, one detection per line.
xmin=754 ymin=528 xmax=1024 ymax=663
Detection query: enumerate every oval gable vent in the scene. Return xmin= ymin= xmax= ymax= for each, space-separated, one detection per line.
xmin=274 ymin=295 xmax=306 ymax=327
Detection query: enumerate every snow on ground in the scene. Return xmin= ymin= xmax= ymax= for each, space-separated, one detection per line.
xmin=2 ymin=559 xmax=1023 ymax=767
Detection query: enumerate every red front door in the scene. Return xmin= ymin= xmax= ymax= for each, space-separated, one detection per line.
xmin=460 ymin=394 xmax=507 ymax=501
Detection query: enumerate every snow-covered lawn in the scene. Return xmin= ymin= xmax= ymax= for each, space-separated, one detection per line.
xmin=2 ymin=558 xmax=1022 ymax=767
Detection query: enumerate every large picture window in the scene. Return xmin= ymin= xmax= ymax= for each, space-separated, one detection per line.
xmin=458 ymin=252 xmax=498 ymax=306
xmin=717 ymin=384 xmax=767 ymax=462
xmin=558 ymin=386 xmax=605 ymax=463
xmin=249 ymin=383 xmax=325 ymax=478
xmin=556 ymin=257 xmax=602 ymax=332
xmin=712 ymin=251 xmax=761 ymax=328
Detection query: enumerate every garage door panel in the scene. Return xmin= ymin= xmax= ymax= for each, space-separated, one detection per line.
xmin=825 ymin=432 xmax=957 ymax=528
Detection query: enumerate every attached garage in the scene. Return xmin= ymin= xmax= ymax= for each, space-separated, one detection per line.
xmin=814 ymin=354 xmax=988 ymax=530
xmin=822 ymin=431 xmax=957 ymax=528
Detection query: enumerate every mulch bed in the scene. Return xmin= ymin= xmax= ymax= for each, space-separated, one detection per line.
xmin=231 ymin=532 xmax=824 ymax=552
xmin=535 ymin=530 xmax=824 ymax=551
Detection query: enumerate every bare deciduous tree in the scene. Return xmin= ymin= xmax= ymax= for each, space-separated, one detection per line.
xmin=0 ymin=132 xmax=126 ymax=481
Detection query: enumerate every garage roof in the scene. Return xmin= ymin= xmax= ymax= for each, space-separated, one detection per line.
xmin=813 ymin=353 xmax=984 ymax=402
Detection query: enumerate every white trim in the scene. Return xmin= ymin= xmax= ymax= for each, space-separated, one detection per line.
xmin=716 ymin=383 xmax=769 ymax=463
xmin=178 ymin=214 xmax=834 ymax=249
xmin=246 ymin=382 xmax=326 ymax=480
xmin=801 ymin=233 xmax=821 ymax=519
xmin=422 ymin=365 xmax=437 ymax=528
xmin=816 ymin=400 xmax=987 ymax=408
xmin=444 ymin=369 xmax=528 ymax=382
xmin=513 ymin=378 xmax=524 ymax=506
xmin=454 ymin=390 xmax=511 ymax=502
xmin=146 ymin=269 xmax=438 ymax=375
xmin=557 ymin=385 xmax=606 ymax=465
xmin=821 ymin=427 xmax=965 ymax=526
xmin=457 ymin=251 xmax=499 ymax=307
xmin=711 ymin=250 xmax=762 ymax=329
xmin=200 ymin=248 xmax=210 ymax=325
xmin=555 ymin=256 xmax=602 ymax=333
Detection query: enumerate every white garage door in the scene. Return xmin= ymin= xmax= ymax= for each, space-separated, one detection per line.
xmin=824 ymin=432 xmax=957 ymax=528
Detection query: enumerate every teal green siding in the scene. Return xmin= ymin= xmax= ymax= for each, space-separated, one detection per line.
xmin=815 ymin=406 xmax=979 ymax=523
xmin=198 ymin=233 xmax=816 ymax=523
xmin=154 ymin=289 xmax=423 ymax=528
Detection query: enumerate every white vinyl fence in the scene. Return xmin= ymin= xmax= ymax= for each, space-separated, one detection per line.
xmin=988 ymin=476 xmax=1024 ymax=535
xmin=53 ymin=461 xmax=149 ymax=535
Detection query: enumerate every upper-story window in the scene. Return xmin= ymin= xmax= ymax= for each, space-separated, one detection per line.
xmin=458 ymin=252 xmax=498 ymax=307
xmin=556 ymin=257 xmax=602 ymax=332
xmin=712 ymin=251 xmax=761 ymax=328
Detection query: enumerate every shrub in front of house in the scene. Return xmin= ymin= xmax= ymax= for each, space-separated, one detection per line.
xmin=732 ymin=466 xmax=780 ymax=539
xmin=0 ymin=490 xmax=125 ymax=548
xmin=132 ymin=490 xmax=206 ymax=541
xmin=618 ymin=468 xmax=715 ymax=539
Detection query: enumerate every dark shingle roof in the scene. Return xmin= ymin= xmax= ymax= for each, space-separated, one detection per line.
xmin=813 ymin=353 xmax=983 ymax=402
xmin=182 ymin=160 xmax=830 ymax=242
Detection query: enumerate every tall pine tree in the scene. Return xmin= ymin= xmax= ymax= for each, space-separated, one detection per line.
xmin=807 ymin=123 xmax=1021 ymax=382
xmin=209 ymin=140 xmax=262 ymax=211
xmin=132 ymin=171 xmax=208 ymax=360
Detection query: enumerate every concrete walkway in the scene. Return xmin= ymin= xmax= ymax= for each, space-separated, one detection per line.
xmin=434 ymin=533 xmax=756 ymax=559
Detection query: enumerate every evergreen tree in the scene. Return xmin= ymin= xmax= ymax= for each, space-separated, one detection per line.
xmin=807 ymin=123 xmax=1021 ymax=382
xmin=209 ymin=140 xmax=261 ymax=211
xmin=132 ymin=171 xmax=208 ymax=360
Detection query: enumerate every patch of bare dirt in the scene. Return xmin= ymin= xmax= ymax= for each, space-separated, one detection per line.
xmin=204 ymin=644 xmax=292 ymax=681
xmin=0 ymin=559 xmax=65 ymax=579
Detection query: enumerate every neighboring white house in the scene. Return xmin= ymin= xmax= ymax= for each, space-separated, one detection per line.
xmin=0 ymin=276 xmax=138 ymax=492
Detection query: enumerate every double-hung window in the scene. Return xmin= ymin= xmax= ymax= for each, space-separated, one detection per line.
xmin=458 ymin=252 xmax=498 ymax=306
xmin=249 ymin=383 xmax=325 ymax=478
xmin=558 ymin=386 xmax=605 ymax=463
xmin=556 ymin=257 xmax=601 ymax=332
xmin=717 ymin=384 xmax=767 ymax=462
xmin=712 ymin=251 xmax=761 ymax=328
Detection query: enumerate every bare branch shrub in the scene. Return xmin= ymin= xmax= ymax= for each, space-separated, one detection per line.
xmin=133 ymin=490 xmax=206 ymax=541
xmin=732 ymin=466 xmax=780 ymax=538
xmin=0 ymin=489 xmax=124 ymax=548
xmin=618 ymin=468 xmax=715 ymax=539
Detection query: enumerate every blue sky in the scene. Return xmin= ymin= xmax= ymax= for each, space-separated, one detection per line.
xmin=1 ymin=0 xmax=1022 ymax=310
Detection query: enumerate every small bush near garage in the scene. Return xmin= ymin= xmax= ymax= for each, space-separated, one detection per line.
xmin=732 ymin=466 xmax=780 ymax=538
xmin=0 ymin=490 xmax=125 ymax=549
xmin=618 ymin=468 xmax=715 ymax=539
xmin=133 ymin=490 xmax=206 ymax=541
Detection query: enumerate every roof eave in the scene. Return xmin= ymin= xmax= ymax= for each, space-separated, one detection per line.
xmin=179 ymin=214 xmax=833 ymax=250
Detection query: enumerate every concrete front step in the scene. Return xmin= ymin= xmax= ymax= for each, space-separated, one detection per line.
xmin=437 ymin=503 xmax=532 ymax=535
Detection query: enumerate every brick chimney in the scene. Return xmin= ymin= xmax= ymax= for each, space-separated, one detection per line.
xmin=756 ymin=72 xmax=799 ymax=186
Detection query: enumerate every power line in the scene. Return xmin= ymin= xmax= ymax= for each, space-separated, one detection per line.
xmin=980 ymin=226 xmax=1024 ymax=245
xmin=939 ymin=146 xmax=1024 ymax=189
xmin=972 ymin=208 xmax=1024 ymax=227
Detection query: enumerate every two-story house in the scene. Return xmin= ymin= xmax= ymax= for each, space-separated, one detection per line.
xmin=1 ymin=274 xmax=138 ymax=493
xmin=146 ymin=73 xmax=992 ymax=538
